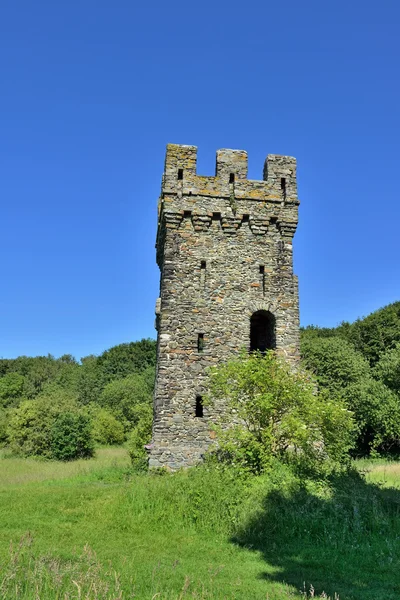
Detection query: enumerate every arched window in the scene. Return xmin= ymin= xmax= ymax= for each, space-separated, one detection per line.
xmin=250 ymin=310 xmax=276 ymax=353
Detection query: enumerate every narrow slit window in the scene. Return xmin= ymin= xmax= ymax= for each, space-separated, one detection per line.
xmin=178 ymin=168 xmax=183 ymax=180
xmin=197 ymin=333 xmax=204 ymax=353
xmin=259 ymin=265 xmax=266 ymax=294
xmin=229 ymin=173 xmax=235 ymax=183
xmin=281 ymin=177 xmax=286 ymax=197
xmin=200 ymin=260 xmax=206 ymax=288
xmin=195 ymin=396 xmax=204 ymax=418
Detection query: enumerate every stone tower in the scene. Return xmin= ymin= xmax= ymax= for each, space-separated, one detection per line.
xmin=149 ymin=144 xmax=300 ymax=469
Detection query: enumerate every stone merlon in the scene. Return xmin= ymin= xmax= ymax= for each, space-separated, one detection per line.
xmin=162 ymin=143 xmax=298 ymax=202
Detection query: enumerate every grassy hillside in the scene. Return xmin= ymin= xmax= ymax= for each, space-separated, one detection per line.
xmin=0 ymin=449 xmax=400 ymax=600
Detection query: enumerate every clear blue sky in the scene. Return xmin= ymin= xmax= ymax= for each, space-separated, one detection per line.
xmin=1 ymin=0 xmax=399 ymax=359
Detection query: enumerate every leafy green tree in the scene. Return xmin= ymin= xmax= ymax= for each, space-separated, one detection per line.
xmin=7 ymin=389 xmax=82 ymax=458
xmin=50 ymin=412 xmax=94 ymax=461
xmin=127 ymin=403 xmax=153 ymax=470
xmin=343 ymin=302 xmax=400 ymax=366
xmin=301 ymin=336 xmax=370 ymax=396
xmin=344 ymin=379 xmax=400 ymax=454
xmin=96 ymin=339 xmax=156 ymax=383
xmin=76 ymin=355 xmax=103 ymax=405
xmin=91 ymin=408 xmax=125 ymax=445
xmin=373 ymin=342 xmax=400 ymax=394
xmin=0 ymin=409 xmax=9 ymax=446
xmin=207 ymin=351 xmax=355 ymax=475
xmin=301 ymin=335 xmax=400 ymax=454
xmin=99 ymin=367 xmax=155 ymax=431
xmin=0 ymin=373 xmax=25 ymax=407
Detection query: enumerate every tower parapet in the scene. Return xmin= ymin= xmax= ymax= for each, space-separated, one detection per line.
xmin=151 ymin=144 xmax=300 ymax=470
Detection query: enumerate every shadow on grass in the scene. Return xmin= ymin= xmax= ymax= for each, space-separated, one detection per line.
xmin=232 ymin=471 xmax=400 ymax=600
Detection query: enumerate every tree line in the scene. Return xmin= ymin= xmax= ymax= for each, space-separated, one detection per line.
xmin=0 ymin=339 xmax=156 ymax=462
xmin=1 ymin=300 xmax=400 ymax=465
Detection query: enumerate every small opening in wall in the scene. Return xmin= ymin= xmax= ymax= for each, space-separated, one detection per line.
xmin=212 ymin=212 xmax=221 ymax=220
xmin=259 ymin=265 xmax=265 ymax=274
xmin=281 ymin=177 xmax=286 ymax=197
xmin=270 ymin=217 xmax=278 ymax=225
xmin=200 ymin=261 xmax=206 ymax=289
xmin=195 ymin=396 xmax=204 ymax=418
xmin=183 ymin=210 xmax=192 ymax=218
xmin=197 ymin=333 xmax=204 ymax=353
xmin=229 ymin=173 xmax=235 ymax=183
xmin=242 ymin=214 xmax=249 ymax=222
xmin=178 ymin=168 xmax=183 ymax=180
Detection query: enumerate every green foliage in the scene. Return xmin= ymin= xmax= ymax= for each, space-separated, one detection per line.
xmin=50 ymin=412 xmax=94 ymax=461
xmin=76 ymin=355 xmax=103 ymax=405
xmin=0 ymin=373 xmax=25 ymax=407
xmin=6 ymin=389 xmax=88 ymax=459
xmin=96 ymin=338 xmax=156 ymax=383
xmin=91 ymin=408 xmax=125 ymax=445
xmin=302 ymin=301 xmax=400 ymax=367
xmin=0 ymin=409 xmax=9 ymax=446
xmin=207 ymin=351 xmax=355 ymax=475
xmin=344 ymin=379 xmax=400 ymax=454
xmin=301 ymin=334 xmax=400 ymax=454
xmin=373 ymin=342 xmax=400 ymax=394
xmin=126 ymin=403 xmax=153 ymax=470
xmin=343 ymin=301 xmax=400 ymax=366
xmin=99 ymin=366 xmax=155 ymax=430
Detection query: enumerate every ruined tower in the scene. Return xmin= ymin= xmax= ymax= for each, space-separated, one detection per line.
xmin=149 ymin=144 xmax=300 ymax=469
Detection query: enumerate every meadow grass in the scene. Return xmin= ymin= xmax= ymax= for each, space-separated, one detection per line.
xmin=0 ymin=449 xmax=399 ymax=599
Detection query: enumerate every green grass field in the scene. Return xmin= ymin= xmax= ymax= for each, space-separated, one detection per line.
xmin=0 ymin=449 xmax=399 ymax=600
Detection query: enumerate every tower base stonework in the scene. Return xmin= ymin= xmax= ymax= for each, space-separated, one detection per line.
xmin=149 ymin=145 xmax=300 ymax=469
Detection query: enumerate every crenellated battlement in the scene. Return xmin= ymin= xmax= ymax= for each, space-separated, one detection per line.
xmin=157 ymin=144 xmax=299 ymax=267
xmin=162 ymin=144 xmax=298 ymax=202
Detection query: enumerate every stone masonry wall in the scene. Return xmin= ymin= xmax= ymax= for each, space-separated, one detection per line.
xmin=149 ymin=145 xmax=300 ymax=469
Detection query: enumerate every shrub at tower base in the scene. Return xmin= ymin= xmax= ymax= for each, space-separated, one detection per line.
xmin=206 ymin=351 xmax=355 ymax=476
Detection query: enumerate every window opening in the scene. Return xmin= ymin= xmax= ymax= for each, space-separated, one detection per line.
xmin=183 ymin=210 xmax=192 ymax=218
xmin=270 ymin=217 xmax=278 ymax=225
xmin=250 ymin=310 xmax=276 ymax=353
xmin=212 ymin=212 xmax=221 ymax=220
xmin=178 ymin=168 xmax=183 ymax=180
xmin=281 ymin=177 xmax=286 ymax=198
xmin=195 ymin=396 xmax=204 ymax=418
xmin=197 ymin=333 xmax=204 ymax=353
xmin=229 ymin=173 xmax=235 ymax=183
xmin=242 ymin=214 xmax=249 ymax=222
xmin=200 ymin=261 xmax=206 ymax=289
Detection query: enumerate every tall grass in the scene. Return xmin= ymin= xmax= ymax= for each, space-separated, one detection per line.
xmin=0 ymin=451 xmax=399 ymax=599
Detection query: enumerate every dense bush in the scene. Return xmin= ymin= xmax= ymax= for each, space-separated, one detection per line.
xmin=301 ymin=334 xmax=400 ymax=454
xmin=126 ymin=403 xmax=153 ymax=470
xmin=99 ymin=367 xmax=154 ymax=431
xmin=207 ymin=351 xmax=355 ymax=475
xmin=91 ymin=408 xmax=125 ymax=445
xmin=373 ymin=342 xmax=400 ymax=394
xmin=50 ymin=412 xmax=94 ymax=460
xmin=6 ymin=390 xmax=91 ymax=459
